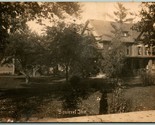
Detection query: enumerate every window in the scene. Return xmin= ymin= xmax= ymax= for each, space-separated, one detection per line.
xmin=153 ymin=47 xmax=155 ymax=55
xmin=126 ymin=46 xmax=130 ymax=55
xmin=122 ymin=31 xmax=129 ymax=37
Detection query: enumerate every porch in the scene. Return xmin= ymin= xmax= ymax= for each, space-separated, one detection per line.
xmin=125 ymin=57 xmax=155 ymax=74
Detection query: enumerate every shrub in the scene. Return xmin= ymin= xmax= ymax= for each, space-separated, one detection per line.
xmin=139 ymin=69 xmax=155 ymax=86
xmin=108 ymin=86 xmax=131 ymax=113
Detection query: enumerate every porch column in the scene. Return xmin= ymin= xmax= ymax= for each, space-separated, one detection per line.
xmin=150 ymin=45 xmax=153 ymax=56
xmin=142 ymin=45 xmax=145 ymax=56
xmin=12 ymin=58 xmax=15 ymax=75
xmin=148 ymin=59 xmax=153 ymax=73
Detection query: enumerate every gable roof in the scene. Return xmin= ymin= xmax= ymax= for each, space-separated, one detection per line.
xmin=82 ymin=19 xmax=140 ymax=43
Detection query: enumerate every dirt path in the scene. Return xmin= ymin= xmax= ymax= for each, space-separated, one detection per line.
xmin=28 ymin=110 xmax=155 ymax=122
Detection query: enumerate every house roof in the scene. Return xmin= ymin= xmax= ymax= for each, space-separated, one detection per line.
xmin=82 ymin=19 xmax=140 ymax=43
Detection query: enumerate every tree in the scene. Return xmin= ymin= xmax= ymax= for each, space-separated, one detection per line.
xmin=113 ymin=2 xmax=134 ymax=24
xmin=101 ymin=3 xmax=132 ymax=79
xmin=132 ymin=2 xmax=155 ymax=46
xmin=72 ymin=35 xmax=100 ymax=78
xmin=106 ymin=2 xmax=135 ymax=24
xmin=99 ymin=3 xmax=131 ymax=114
xmin=103 ymin=3 xmax=137 ymax=113
xmin=4 ymin=28 xmax=46 ymax=83
xmin=46 ymin=22 xmax=99 ymax=82
xmin=0 ymin=2 xmax=81 ymax=57
xmin=101 ymin=42 xmax=125 ymax=79
xmin=45 ymin=22 xmax=81 ymax=82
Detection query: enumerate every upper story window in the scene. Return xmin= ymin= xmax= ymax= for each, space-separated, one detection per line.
xmin=122 ymin=31 xmax=129 ymax=37
xmin=97 ymin=42 xmax=104 ymax=49
xmin=126 ymin=46 xmax=130 ymax=55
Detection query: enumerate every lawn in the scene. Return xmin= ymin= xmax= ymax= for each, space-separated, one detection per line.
xmin=0 ymin=76 xmax=155 ymax=122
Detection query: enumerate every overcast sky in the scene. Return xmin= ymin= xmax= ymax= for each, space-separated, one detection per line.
xmin=28 ymin=2 xmax=142 ymax=34
xmin=81 ymin=2 xmax=141 ymax=22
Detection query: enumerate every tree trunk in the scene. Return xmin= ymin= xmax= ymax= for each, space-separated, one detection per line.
xmin=20 ymin=71 xmax=30 ymax=84
xmin=32 ymin=67 xmax=39 ymax=77
xmin=25 ymin=75 xmax=30 ymax=84
xmin=32 ymin=69 xmax=36 ymax=77
xmin=12 ymin=58 xmax=15 ymax=75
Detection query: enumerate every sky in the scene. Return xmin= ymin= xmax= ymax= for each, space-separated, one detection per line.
xmin=28 ymin=2 xmax=142 ymax=35
xmin=81 ymin=2 xmax=141 ymax=22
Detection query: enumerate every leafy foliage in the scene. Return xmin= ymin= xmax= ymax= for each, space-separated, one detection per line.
xmin=139 ymin=69 xmax=155 ymax=86
xmin=4 ymin=28 xmax=46 ymax=82
xmin=132 ymin=2 xmax=155 ymax=46
xmin=108 ymin=86 xmax=131 ymax=113
xmin=45 ymin=22 xmax=99 ymax=81
xmin=101 ymin=42 xmax=125 ymax=78
xmin=45 ymin=22 xmax=82 ymax=81
xmin=72 ymin=35 xmax=100 ymax=78
xmin=100 ymin=3 xmax=131 ymax=78
xmin=0 ymin=2 xmax=81 ymax=54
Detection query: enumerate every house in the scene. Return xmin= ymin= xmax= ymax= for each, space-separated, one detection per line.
xmin=82 ymin=19 xmax=155 ymax=74
xmin=0 ymin=58 xmax=15 ymax=75
xmin=0 ymin=64 xmax=14 ymax=74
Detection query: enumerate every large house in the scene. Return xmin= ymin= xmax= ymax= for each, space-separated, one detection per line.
xmin=82 ymin=19 xmax=155 ymax=74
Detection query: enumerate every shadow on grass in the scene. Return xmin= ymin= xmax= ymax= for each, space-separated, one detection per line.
xmin=0 ymin=77 xmax=115 ymax=120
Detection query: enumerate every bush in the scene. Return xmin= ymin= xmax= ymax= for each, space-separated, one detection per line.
xmin=69 ymin=75 xmax=81 ymax=85
xmin=108 ymin=86 xmax=131 ymax=114
xmin=139 ymin=69 xmax=155 ymax=86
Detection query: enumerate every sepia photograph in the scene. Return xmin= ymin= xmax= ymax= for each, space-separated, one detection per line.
xmin=0 ymin=1 xmax=155 ymax=122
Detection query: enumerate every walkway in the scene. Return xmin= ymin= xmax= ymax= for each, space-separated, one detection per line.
xmin=29 ymin=110 xmax=155 ymax=122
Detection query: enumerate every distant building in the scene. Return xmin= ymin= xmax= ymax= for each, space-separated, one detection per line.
xmin=0 ymin=64 xmax=14 ymax=74
xmin=82 ymin=19 xmax=155 ymax=74
xmin=0 ymin=58 xmax=15 ymax=75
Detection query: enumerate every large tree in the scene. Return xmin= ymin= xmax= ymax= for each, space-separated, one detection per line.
xmin=101 ymin=2 xmax=132 ymax=79
xmin=113 ymin=2 xmax=134 ymax=24
xmin=3 ymin=27 xmax=47 ymax=83
xmin=107 ymin=2 xmax=135 ymax=24
xmin=45 ymin=22 xmax=82 ymax=82
xmin=0 ymin=2 xmax=81 ymax=57
xmin=46 ymin=22 xmax=99 ymax=82
xmin=132 ymin=2 xmax=155 ymax=46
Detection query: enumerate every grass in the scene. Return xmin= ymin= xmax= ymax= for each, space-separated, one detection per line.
xmin=123 ymin=86 xmax=155 ymax=111
xmin=0 ymin=76 xmax=155 ymax=121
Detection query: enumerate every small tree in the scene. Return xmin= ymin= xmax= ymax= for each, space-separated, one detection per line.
xmin=101 ymin=3 xmax=128 ymax=80
xmin=99 ymin=35 xmax=126 ymax=114
xmin=71 ymin=35 xmax=100 ymax=78
xmin=101 ymin=42 xmax=125 ymax=80
xmin=99 ymin=3 xmax=132 ymax=114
